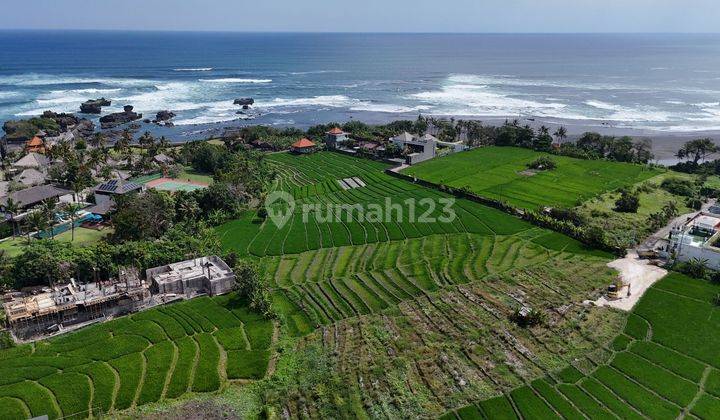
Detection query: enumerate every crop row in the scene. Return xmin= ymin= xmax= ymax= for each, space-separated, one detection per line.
xmin=0 ymin=294 xmax=274 ymax=419
xmin=445 ymin=273 xmax=720 ymax=419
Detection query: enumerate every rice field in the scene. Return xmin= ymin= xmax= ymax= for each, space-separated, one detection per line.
xmin=444 ymin=273 xmax=720 ymax=419
xmin=0 ymin=294 xmax=274 ymax=419
xmin=402 ymin=146 xmax=660 ymax=210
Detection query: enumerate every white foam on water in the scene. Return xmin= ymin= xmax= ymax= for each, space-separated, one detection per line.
xmin=173 ymin=68 xmax=213 ymax=72
xmin=199 ymin=78 xmax=272 ymax=84
xmin=262 ymin=95 xmax=359 ymax=108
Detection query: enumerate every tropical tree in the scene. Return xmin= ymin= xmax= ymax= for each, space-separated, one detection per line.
xmin=553 ymin=126 xmax=568 ymax=144
xmin=24 ymin=211 xmax=47 ymax=244
xmin=677 ymin=138 xmax=718 ymax=165
xmin=40 ymin=199 xmax=58 ymax=239
xmin=63 ymin=202 xmax=84 ymax=242
xmin=3 ymin=197 xmax=20 ymax=237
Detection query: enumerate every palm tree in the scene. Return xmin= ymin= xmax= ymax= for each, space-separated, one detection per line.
xmin=64 ymin=202 xmax=84 ymax=242
xmin=4 ymin=197 xmax=20 ymax=237
xmin=40 ymin=199 xmax=58 ymax=239
xmin=25 ymin=211 xmax=47 ymax=244
xmin=90 ymin=132 xmax=107 ymax=150
xmin=553 ymin=126 xmax=568 ymax=144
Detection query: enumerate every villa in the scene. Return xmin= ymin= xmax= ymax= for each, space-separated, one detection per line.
xmin=390 ymin=132 xmax=438 ymax=164
xmin=326 ymin=127 xmax=351 ymax=148
xmin=291 ymin=137 xmax=317 ymax=154
xmin=664 ymin=213 xmax=720 ymax=270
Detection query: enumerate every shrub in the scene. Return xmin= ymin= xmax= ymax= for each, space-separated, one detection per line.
xmin=614 ymin=189 xmax=640 ymax=213
xmin=661 ymin=177 xmax=697 ymax=197
xmin=527 ymin=156 xmax=557 ymax=170
xmin=687 ymin=196 xmax=704 ymax=210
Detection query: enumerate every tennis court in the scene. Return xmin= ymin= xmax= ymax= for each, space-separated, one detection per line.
xmin=146 ymin=177 xmax=208 ymax=192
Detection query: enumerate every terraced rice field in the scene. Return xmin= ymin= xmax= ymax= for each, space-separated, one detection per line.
xmin=0 ymin=295 xmax=274 ymax=419
xmin=445 ymin=273 xmax=720 ymax=419
xmin=402 ymin=146 xmax=660 ymax=210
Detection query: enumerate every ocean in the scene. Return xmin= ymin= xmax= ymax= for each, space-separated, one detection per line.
xmin=2 ymin=31 xmax=720 ymax=141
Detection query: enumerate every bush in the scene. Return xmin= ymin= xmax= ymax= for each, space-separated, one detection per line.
xmin=676 ymin=258 xmax=708 ymax=279
xmin=614 ymin=189 xmax=640 ymax=213
xmin=687 ymin=197 xmax=704 ymax=211
xmin=661 ymin=177 xmax=697 ymax=197
xmin=527 ymin=156 xmax=557 ymax=170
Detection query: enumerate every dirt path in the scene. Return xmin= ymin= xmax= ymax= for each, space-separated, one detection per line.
xmin=592 ymin=251 xmax=668 ymax=311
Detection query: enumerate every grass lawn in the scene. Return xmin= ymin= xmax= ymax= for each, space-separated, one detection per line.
xmin=0 ymin=237 xmax=29 ymax=258
xmin=177 ymin=166 xmax=213 ymax=185
xmin=402 ymin=146 xmax=660 ymax=210
xmin=54 ymin=227 xmax=113 ymax=246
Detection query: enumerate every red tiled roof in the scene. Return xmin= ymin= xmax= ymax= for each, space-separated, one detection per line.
xmin=27 ymin=136 xmax=44 ymax=147
xmin=292 ymin=138 xmax=316 ymax=148
xmin=327 ymin=127 xmax=344 ymax=135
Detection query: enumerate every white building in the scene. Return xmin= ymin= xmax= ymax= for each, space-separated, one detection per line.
xmin=665 ymin=213 xmax=720 ymax=270
xmin=390 ymin=132 xmax=438 ymax=165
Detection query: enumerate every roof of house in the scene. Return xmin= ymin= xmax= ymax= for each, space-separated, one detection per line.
xmin=153 ymin=153 xmax=174 ymax=164
xmin=94 ymin=179 xmax=143 ymax=195
xmin=26 ymin=136 xmax=44 ymax=147
xmin=327 ymin=127 xmax=346 ymax=135
xmin=0 ymin=185 xmax=72 ymax=208
xmin=13 ymin=168 xmax=46 ymax=186
xmin=419 ymin=134 xmax=439 ymax=142
xmin=292 ymin=138 xmax=316 ymax=148
xmin=13 ymin=152 xmax=49 ymax=169
xmin=86 ymin=199 xmax=115 ymax=216
xmin=391 ymin=132 xmax=415 ymax=143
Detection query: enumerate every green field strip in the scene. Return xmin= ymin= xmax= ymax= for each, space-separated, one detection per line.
xmin=271 ymin=291 xmax=314 ymax=336
xmin=162 ymin=305 xmax=203 ymax=334
xmin=70 ymin=334 xmax=150 ymax=362
xmin=691 ymin=393 xmax=720 ymax=419
xmin=579 ymin=378 xmax=646 ymax=420
xmin=509 ymin=386 xmax=559 ymax=419
xmin=623 ymin=314 xmax=650 ymax=340
xmin=282 ymin=287 xmax=327 ymax=327
xmin=342 ymin=277 xmax=387 ymax=312
xmin=330 ymin=278 xmax=372 ymax=315
xmin=295 ymin=285 xmax=334 ymax=325
xmin=628 ymin=340 xmax=706 ymax=383
xmin=191 ymin=334 xmax=221 ymax=392
xmin=0 ymin=365 xmax=59 ymax=387
xmin=306 ymin=283 xmax=344 ymax=321
xmin=592 ymin=366 xmax=680 ymax=419
xmin=530 ymin=379 xmax=585 ymax=419
xmin=610 ymin=351 xmax=698 ymax=406
xmin=226 ymin=350 xmax=271 ymax=380
xmin=214 ymin=327 xmax=250 ymax=351
xmin=289 ymin=252 xmax=314 ymax=285
xmin=39 ymin=372 xmax=92 ymax=418
xmin=477 ymin=394 xmax=519 ymax=419
xmin=317 ymin=281 xmax=355 ymax=319
xmin=0 ymin=380 xmax=61 ymax=419
xmin=187 ymin=298 xmax=243 ymax=329
xmin=371 ymin=270 xmax=414 ymax=300
xmin=165 ymin=336 xmax=198 ymax=399
xmin=556 ymin=383 xmax=615 ymax=419
xmin=355 ymin=272 xmax=402 ymax=305
xmin=67 ymin=362 xmax=116 ymax=414
xmin=176 ymin=306 xmax=216 ymax=333
xmin=108 ymin=353 xmax=143 ymax=410
xmin=0 ymin=397 xmax=30 ymax=420
xmin=137 ymin=341 xmax=175 ymax=405
xmin=273 ymin=256 xmax=297 ymax=288
xmin=132 ymin=310 xmax=187 ymax=340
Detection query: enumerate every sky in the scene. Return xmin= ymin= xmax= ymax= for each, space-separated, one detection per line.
xmin=0 ymin=0 xmax=718 ymax=33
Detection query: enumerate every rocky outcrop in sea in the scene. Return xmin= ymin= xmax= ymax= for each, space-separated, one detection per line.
xmin=80 ymin=98 xmax=112 ymax=114
xmin=99 ymin=105 xmax=142 ymax=129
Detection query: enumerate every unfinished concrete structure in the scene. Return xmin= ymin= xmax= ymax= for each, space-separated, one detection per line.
xmin=147 ymin=256 xmax=235 ymax=297
xmin=3 ymin=270 xmax=150 ymax=340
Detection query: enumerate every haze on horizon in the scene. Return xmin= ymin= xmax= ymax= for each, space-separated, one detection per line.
xmin=1 ymin=0 xmax=719 ymax=33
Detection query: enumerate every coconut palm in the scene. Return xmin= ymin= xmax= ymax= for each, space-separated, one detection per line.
xmin=64 ymin=202 xmax=84 ymax=242
xmin=40 ymin=199 xmax=58 ymax=239
xmin=24 ymin=211 xmax=47 ymax=244
xmin=553 ymin=126 xmax=568 ymax=144
xmin=3 ymin=197 xmax=20 ymax=237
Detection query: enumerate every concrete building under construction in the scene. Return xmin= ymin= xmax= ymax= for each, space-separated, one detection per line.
xmin=147 ymin=256 xmax=235 ymax=297
xmin=2 ymin=269 xmax=150 ymax=340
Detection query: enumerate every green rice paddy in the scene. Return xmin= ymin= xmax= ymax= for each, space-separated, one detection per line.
xmin=0 ymin=294 xmax=274 ymax=419
xmin=445 ymin=273 xmax=720 ymax=419
xmin=402 ymin=146 xmax=660 ymax=210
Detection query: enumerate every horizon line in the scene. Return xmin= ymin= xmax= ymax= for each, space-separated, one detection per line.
xmin=1 ymin=28 xmax=720 ymax=35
